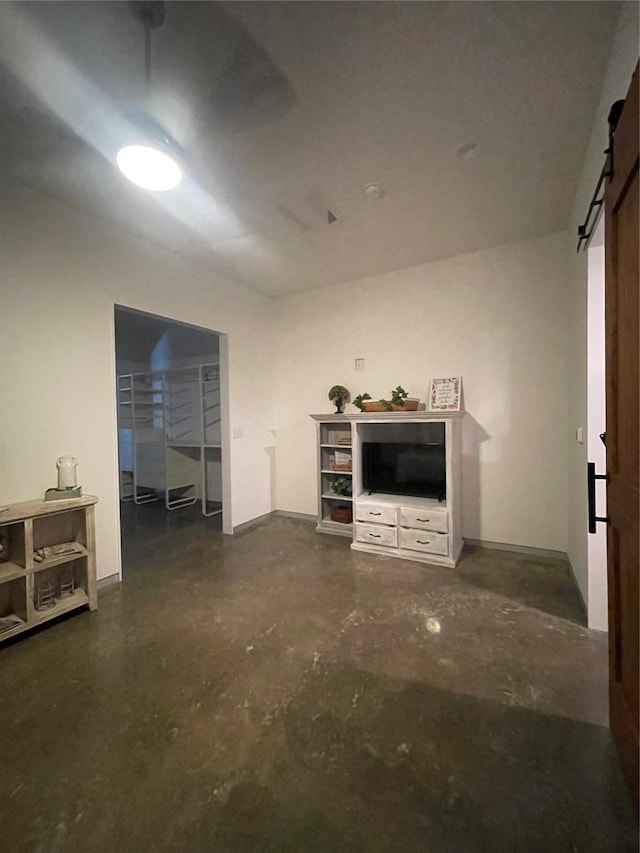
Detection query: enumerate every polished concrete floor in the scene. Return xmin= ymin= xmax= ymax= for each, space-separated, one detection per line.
xmin=0 ymin=511 xmax=637 ymax=852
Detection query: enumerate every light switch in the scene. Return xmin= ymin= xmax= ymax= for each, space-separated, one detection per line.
xmin=576 ymin=427 xmax=583 ymax=444
xmin=355 ymin=358 xmax=365 ymax=371
xmin=233 ymin=427 xmax=243 ymax=439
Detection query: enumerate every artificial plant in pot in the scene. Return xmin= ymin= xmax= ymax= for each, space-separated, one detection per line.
xmin=330 ymin=475 xmax=352 ymax=497
xmin=328 ymin=385 xmax=350 ymax=414
xmin=352 ymin=393 xmax=372 ymax=411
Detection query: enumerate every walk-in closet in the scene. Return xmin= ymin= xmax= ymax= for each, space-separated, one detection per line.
xmin=114 ymin=306 xmax=226 ymax=571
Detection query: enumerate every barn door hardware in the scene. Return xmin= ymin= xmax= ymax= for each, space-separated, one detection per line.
xmin=576 ymin=99 xmax=625 ymax=252
xmin=587 ymin=462 xmax=609 ymax=533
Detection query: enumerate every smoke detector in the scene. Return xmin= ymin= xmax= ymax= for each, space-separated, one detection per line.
xmin=364 ymin=183 xmax=384 ymax=200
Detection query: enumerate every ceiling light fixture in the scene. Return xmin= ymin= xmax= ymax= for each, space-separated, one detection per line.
xmin=116 ymin=1 xmax=182 ymax=192
xmin=117 ymin=142 xmax=181 ymax=192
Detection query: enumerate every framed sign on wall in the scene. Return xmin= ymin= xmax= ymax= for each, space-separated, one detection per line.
xmin=428 ymin=377 xmax=463 ymax=412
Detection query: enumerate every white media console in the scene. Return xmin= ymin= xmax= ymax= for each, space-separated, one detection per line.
xmin=311 ymin=411 xmax=464 ymax=568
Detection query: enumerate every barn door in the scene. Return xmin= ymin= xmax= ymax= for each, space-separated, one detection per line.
xmin=605 ymin=61 xmax=639 ymax=812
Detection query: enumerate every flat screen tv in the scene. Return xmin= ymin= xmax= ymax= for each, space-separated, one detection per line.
xmin=362 ymin=441 xmax=446 ymax=501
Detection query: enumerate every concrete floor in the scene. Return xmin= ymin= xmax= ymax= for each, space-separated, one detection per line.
xmin=0 ymin=511 xmax=637 ymax=852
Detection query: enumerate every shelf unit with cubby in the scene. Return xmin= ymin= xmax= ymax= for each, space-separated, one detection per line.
xmin=311 ymin=416 xmax=354 ymax=537
xmin=0 ymin=496 xmax=98 ymax=643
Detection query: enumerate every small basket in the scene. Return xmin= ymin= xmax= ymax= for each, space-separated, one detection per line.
xmin=330 ymin=506 xmax=353 ymax=524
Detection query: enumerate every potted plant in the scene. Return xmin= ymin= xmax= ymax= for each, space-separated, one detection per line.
xmin=330 ymin=475 xmax=352 ymax=497
xmin=328 ymin=385 xmax=350 ymax=414
xmin=353 ymin=393 xmax=372 ymax=412
xmin=353 ymin=386 xmax=419 ymax=412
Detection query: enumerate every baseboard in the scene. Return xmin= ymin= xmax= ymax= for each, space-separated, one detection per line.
xmin=566 ymin=556 xmax=589 ymax=622
xmin=464 ymin=538 xmax=569 ymax=562
xmin=274 ymin=510 xmax=316 ymax=524
xmin=232 ymin=511 xmax=277 ymax=535
xmin=232 ymin=510 xmax=317 ymax=536
xmin=230 ymin=524 xmax=569 ymax=561
xmin=97 ymin=573 xmax=120 ymax=591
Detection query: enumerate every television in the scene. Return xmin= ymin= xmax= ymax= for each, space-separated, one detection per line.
xmin=362 ymin=441 xmax=446 ymax=501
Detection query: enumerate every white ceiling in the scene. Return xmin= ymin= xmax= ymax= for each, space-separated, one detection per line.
xmin=0 ymin=1 xmax=622 ymax=297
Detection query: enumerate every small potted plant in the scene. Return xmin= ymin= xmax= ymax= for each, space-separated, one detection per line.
xmin=330 ymin=475 xmax=352 ymax=497
xmin=353 ymin=392 xmax=372 ymax=412
xmin=328 ymin=385 xmax=350 ymax=414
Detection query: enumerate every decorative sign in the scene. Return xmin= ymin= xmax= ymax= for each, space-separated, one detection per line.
xmin=429 ymin=377 xmax=463 ymax=412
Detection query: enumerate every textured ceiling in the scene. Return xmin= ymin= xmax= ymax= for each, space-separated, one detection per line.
xmin=0 ymin=1 xmax=622 ymax=296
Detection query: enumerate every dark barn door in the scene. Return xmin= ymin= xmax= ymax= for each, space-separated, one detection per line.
xmin=605 ymin=61 xmax=639 ymax=812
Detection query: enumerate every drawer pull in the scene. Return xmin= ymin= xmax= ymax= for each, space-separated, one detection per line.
xmin=369 ymin=511 xmax=382 ymax=516
xmin=368 ymin=533 xmax=381 ymax=538
xmin=417 ymin=539 xmax=431 ymax=545
xmin=416 ymin=517 xmax=430 ymax=523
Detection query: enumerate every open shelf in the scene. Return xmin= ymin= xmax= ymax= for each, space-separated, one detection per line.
xmin=0 ymin=561 xmax=26 ymax=583
xmin=0 ymin=575 xmax=27 ymax=636
xmin=32 ymin=588 xmax=89 ymax=624
xmin=32 ymin=545 xmax=89 ymax=572
xmin=322 ymin=517 xmax=353 ymax=527
xmin=0 ymin=614 xmax=26 ymax=639
xmin=166 ymin=441 xmax=200 ymax=448
xmin=0 ymin=498 xmax=97 ymax=643
xmin=318 ymin=518 xmax=353 ymax=537
xmin=311 ymin=417 xmax=355 ymax=538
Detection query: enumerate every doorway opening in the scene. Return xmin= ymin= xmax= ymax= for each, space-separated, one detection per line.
xmin=114 ymin=305 xmax=230 ymax=574
xmin=586 ymin=216 xmax=607 ymax=631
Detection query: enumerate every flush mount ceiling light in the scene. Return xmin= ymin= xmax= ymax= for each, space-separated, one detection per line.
xmin=117 ymin=143 xmax=181 ymax=191
xmin=117 ymin=1 xmax=182 ymax=192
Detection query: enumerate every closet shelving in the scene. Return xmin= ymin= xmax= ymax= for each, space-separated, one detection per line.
xmin=131 ymin=372 xmax=167 ymax=505
xmin=117 ymin=363 xmax=222 ymax=517
xmin=117 ymin=375 xmax=134 ymax=500
xmin=164 ymin=367 xmax=201 ymax=509
xmin=200 ymin=363 xmax=223 ymax=518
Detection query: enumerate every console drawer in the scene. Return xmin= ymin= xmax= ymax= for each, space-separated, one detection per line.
xmin=355 ymin=522 xmax=398 ymax=548
xmin=399 ymin=527 xmax=448 ymax=556
xmin=400 ymin=506 xmax=448 ymax=533
xmin=355 ymin=503 xmax=398 ymax=526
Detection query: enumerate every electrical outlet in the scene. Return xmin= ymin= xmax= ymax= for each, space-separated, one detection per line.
xmin=355 ymin=358 xmax=365 ymax=371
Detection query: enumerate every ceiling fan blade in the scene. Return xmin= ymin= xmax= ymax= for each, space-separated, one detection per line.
xmin=206 ymin=26 xmax=295 ymax=134
xmin=146 ymin=3 xmax=295 ymax=140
